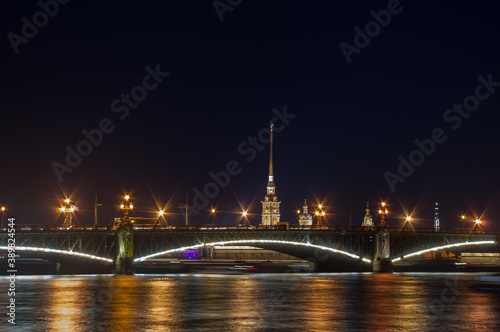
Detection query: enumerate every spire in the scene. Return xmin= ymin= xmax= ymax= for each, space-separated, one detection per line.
xmin=363 ymin=201 xmax=373 ymax=227
xmin=303 ymin=199 xmax=308 ymax=214
xmin=269 ymin=123 xmax=274 ymax=181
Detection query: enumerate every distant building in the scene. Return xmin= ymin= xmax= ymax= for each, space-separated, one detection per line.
xmin=298 ymin=200 xmax=313 ymax=226
xmin=261 ymin=123 xmax=281 ymax=226
xmin=362 ymin=202 xmax=373 ymax=227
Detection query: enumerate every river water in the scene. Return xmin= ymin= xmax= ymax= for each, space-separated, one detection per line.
xmin=1 ymin=273 xmax=499 ymax=331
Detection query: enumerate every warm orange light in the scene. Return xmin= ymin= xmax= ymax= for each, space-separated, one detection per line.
xmin=129 ymin=204 xmax=133 ymax=209
xmin=297 ymin=210 xmax=301 ymax=214
xmin=382 ymin=202 xmax=386 ymax=207
xmin=65 ymin=198 xmax=70 ymax=203
xmin=475 ymin=219 xmax=482 ymax=225
xmin=158 ymin=210 xmax=164 ymax=216
xmin=212 ymin=209 xmax=216 ymax=213
xmin=1 ymin=207 xmax=5 ymax=212
xmin=69 ymin=207 xmax=74 ymax=212
xmin=321 ymin=211 xmax=325 ymax=216
xmin=120 ymin=204 xmax=125 ymax=209
xmin=318 ymin=204 xmax=323 ymax=209
xmin=378 ymin=210 xmax=382 ymax=214
xmin=406 ymin=216 xmax=412 ymax=222
xmin=242 ymin=211 xmax=247 ymax=217
xmin=461 ymin=215 xmax=465 ymax=219
xmin=60 ymin=207 xmax=66 ymax=212
xmin=125 ymin=195 xmax=130 ymax=201
xmin=315 ymin=211 xmax=319 ymax=216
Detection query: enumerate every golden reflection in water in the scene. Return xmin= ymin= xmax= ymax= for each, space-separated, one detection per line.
xmin=363 ymin=273 xmax=399 ymax=331
xmin=302 ymin=276 xmax=345 ymax=331
xmin=47 ymin=278 xmax=85 ymax=332
xmin=222 ymin=275 xmax=260 ymax=331
xmin=462 ymin=287 xmax=499 ymax=328
xmin=392 ymin=275 xmax=431 ymax=331
xmin=140 ymin=276 xmax=181 ymax=331
xmin=107 ymin=275 xmax=137 ymax=330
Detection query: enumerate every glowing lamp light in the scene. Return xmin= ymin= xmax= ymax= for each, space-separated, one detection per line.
xmin=1 ymin=207 xmax=5 ymax=212
xmin=158 ymin=210 xmax=164 ymax=216
xmin=382 ymin=202 xmax=386 ymax=207
xmin=60 ymin=207 xmax=66 ymax=212
xmin=406 ymin=216 xmax=412 ymax=222
xmin=129 ymin=204 xmax=133 ymax=209
xmin=475 ymin=219 xmax=482 ymax=225
xmin=378 ymin=210 xmax=382 ymax=214
xmin=69 ymin=207 xmax=74 ymax=212
xmin=318 ymin=204 xmax=322 ymax=209
xmin=297 ymin=210 xmax=301 ymax=214
xmin=125 ymin=195 xmax=130 ymax=201
xmin=242 ymin=211 xmax=247 ymax=217
xmin=120 ymin=204 xmax=125 ymax=209
xmin=315 ymin=211 xmax=319 ymax=216
xmin=321 ymin=211 xmax=325 ymax=216
xmin=461 ymin=215 xmax=466 ymax=220
xmin=65 ymin=199 xmax=70 ymax=203
xmin=212 ymin=209 xmax=216 ymax=213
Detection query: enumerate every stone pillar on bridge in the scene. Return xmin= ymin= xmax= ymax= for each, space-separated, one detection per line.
xmin=373 ymin=202 xmax=393 ymax=272
xmin=116 ymin=221 xmax=134 ymax=274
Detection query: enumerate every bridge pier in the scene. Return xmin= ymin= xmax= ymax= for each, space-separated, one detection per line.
xmin=373 ymin=225 xmax=393 ymax=273
xmin=115 ymin=222 xmax=134 ymax=274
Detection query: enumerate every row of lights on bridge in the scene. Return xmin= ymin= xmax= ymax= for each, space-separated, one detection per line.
xmin=53 ymin=197 xmax=484 ymax=229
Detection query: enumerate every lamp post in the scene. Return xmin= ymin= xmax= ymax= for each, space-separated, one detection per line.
xmin=1 ymin=206 xmax=5 ymax=228
xmin=378 ymin=202 xmax=388 ymax=227
xmin=315 ymin=204 xmax=326 ymax=227
xmin=120 ymin=195 xmax=134 ymax=223
xmin=471 ymin=218 xmax=484 ymax=234
xmin=59 ymin=198 xmax=76 ymax=228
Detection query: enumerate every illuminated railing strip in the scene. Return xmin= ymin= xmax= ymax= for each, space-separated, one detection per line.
xmin=0 ymin=246 xmax=113 ymax=263
xmin=134 ymin=239 xmax=372 ymax=264
xmin=391 ymin=241 xmax=495 ymax=262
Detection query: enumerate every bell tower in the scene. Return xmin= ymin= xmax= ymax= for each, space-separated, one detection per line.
xmin=261 ymin=123 xmax=281 ymax=226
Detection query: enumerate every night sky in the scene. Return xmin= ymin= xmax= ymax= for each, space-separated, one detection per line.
xmin=1 ymin=1 xmax=500 ymax=229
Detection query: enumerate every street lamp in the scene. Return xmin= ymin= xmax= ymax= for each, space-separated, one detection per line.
xmin=120 ymin=195 xmax=134 ymax=223
xmin=1 ymin=206 xmax=5 ymax=228
xmin=211 ymin=208 xmax=216 ymax=226
xmin=378 ymin=202 xmax=388 ymax=227
xmin=315 ymin=204 xmax=326 ymax=227
xmin=406 ymin=215 xmax=412 ymax=222
xmin=59 ymin=199 xmax=76 ymax=228
xmin=461 ymin=215 xmax=466 ymax=230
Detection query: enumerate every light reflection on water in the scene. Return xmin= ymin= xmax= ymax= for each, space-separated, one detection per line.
xmin=1 ymin=273 xmax=500 ymax=331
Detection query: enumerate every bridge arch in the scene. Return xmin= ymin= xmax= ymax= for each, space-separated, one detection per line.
xmin=391 ymin=240 xmax=495 ymax=262
xmin=0 ymin=245 xmax=113 ymax=263
xmin=134 ymin=239 xmax=373 ymax=264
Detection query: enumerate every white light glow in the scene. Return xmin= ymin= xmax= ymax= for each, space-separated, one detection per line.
xmin=134 ymin=239 xmax=373 ymax=263
xmin=0 ymin=246 xmax=113 ymax=263
xmin=392 ymin=241 xmax=495 ymax=262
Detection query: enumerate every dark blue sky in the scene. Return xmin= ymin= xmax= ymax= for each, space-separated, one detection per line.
xmin=1 ymin=0 xmax=499 ymax=229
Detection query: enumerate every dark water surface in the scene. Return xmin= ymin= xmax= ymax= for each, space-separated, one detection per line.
xmin=1 ymin=273 xmax=499 ymax=331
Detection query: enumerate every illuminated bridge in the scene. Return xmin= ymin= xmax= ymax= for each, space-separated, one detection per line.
xmin=0 ymin=226 xmax=498 ymax=273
